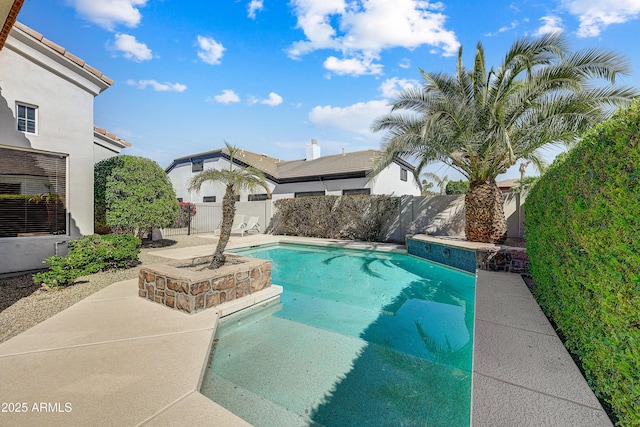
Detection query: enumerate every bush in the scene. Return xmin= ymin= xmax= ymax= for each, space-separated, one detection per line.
xmin=33 ymin=234 xmax=141 ymax=288
xmin=267 ymin=195 xmax=400 ymax=241
xmin=174 ymin=202 xmax=197 ymax=228
xmin=445 ymin=180 xmax=469 ymax=195
xmin=524 ymin=100 xmax=640 ymax=426
xmin=96 ymin=155 xmax=179 ymax=238
xmin=94 ymin=156 xmax=124 ymax=233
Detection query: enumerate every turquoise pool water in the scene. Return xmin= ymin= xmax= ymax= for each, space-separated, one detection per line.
xmin=200 ymin=244 xmax=476 ymax=426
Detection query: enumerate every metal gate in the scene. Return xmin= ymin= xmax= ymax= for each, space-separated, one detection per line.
xmin=162 ymin=203 xmax=223 ymax=236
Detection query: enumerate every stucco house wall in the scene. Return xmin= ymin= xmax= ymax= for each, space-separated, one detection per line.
xmin=0 ymin=23 xmax=111 ymax=274
xmin=169 ymin=157 xmax=277 ymax=203
xmin=370 ymin=162 xmax=421 ymax=196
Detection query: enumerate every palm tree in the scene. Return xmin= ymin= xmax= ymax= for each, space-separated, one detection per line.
xmin=188 ymin=142 xmax=270 ymax=269
xmin=421 ymin=172 xmax=449 ymax=195
xmin=372 ymin=33 xmax=638 ymax=243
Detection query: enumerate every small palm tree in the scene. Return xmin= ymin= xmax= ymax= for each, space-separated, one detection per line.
xmin=421 ymin=172 xmax=449 ymax=195
xmin=188 ymin=142 xmax=270 ymax=269
xmin=372 ymin=33 xmax=638 ymax=243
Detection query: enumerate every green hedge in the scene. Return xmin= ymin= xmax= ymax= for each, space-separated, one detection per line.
xmin=524 ymin=100 xmax=640 ymax=426
xmin=33 ymin=234 xmax=141 ymax=288
xmin=267 ymin=195 xmax=400 ymax=242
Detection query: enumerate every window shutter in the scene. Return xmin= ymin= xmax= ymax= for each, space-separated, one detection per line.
xmin=0 ymin=147 xmax=67 ymax=237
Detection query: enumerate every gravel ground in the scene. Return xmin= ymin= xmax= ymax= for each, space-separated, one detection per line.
xmin=0 ymin=235 xmax=215 ymax=344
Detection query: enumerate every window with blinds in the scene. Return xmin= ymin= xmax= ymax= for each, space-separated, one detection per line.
xmin=0 ymin=147 xmax=67 ymax=237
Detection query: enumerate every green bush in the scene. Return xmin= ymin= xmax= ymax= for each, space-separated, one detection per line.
xmin=94 ymin=156 xmax=124 ymax=233
xmin=267 ymin=195 xmax=400 ymax=241
xmin=33 ymin=234 xmax=141 ymax=288
xmin=96 ymin=155 xmax=179 ymax=238
xmin=445 ymin=179 xmax=469 ymax=195
xmin=524 ymin=100 xmax=640 ymax=426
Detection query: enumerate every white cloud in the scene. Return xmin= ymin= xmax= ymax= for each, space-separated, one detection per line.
xmin=309 ymin=100 xmax=390 ymax=135
xmin=210 ymin=89 xmax=241 ymax=104
xmin=262 ymin=92 xmax=283 ymax=106
xmin=249 ymin=92 xmax=283 ymax=106
xmin=111 ymin=33 xmax=152 ymax=61
xmin=379 ymin=77 xmax=420 ymax=99
xmin=68 ymin=0 xmax=147 ymax=31
xmin=288 ymin=0 xmax=459 ymax=76
xmin=534 ymin=15 xmax=564 ymax=36
xmin=323 ymin=55 xmax=383 ymax=76
xmin=197 ymin=36 xmax=225 ymax=65
xmin=485 ymin=20 xmax=520 ymax=37
xmin=561 ymin=0 xmax=640 ymax=37
xmin=398 ymin=58 xmax=411 ymax=69
xmin=127 ymin=79 xmax=187 ymax=92
xmin=248 ymin=0 xmax=264 ymax=19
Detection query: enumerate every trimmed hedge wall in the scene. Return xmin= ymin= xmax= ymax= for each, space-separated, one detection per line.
xmin=524 ymin=100 xmax=640 ymax=426
xmin=267 ymin=195 xmax=400 ymax=242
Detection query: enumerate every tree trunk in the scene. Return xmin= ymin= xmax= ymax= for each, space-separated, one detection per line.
xmin=464 ymin=180 xmax=507 ymax=243
xmin=209 ymin=186 xmax=236 ymax=269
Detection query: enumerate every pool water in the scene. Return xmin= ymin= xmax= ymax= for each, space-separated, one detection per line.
xmin=200 ymin=244 xmax=476 ymax=427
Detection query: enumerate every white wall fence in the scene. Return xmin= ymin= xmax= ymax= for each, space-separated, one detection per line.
xmin=382 ymin=192 xmax=527 ymax=243
xmin=162 ymin=193 xmax=527 ymax=243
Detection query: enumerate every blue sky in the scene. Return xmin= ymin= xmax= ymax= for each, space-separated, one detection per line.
xmin=15 ymin=0 xmax=640 ymax=181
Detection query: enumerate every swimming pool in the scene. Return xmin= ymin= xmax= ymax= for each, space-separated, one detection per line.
xmin=200 ymin=243 xmax=476 ymax=426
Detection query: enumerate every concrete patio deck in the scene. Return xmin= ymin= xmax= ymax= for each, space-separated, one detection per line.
xmin=0 ymin=235 xmax=611 ymax=426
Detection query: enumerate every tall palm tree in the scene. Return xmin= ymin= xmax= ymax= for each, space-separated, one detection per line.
xmin=372 ymin=33 xmax=638 ymax=243
xmin=188 ymin=142 xmax=270 ymax=269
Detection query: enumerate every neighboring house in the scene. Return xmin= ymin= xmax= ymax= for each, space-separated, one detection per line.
xmin=0 ymin=15 xmax=129 ymax=274
xmin=496 ymin=178 xmax=520 ymax=193
xmin=166 ymin=139 xmax=420 ymax=203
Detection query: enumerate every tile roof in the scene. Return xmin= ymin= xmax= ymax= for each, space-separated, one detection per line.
xmin=0 ymin=0 xmax=23 ymax=51
xmin=10 ymin=21 xmax=114 ymax=87
xmin=94 ymin=126 xmax=132 ymax=147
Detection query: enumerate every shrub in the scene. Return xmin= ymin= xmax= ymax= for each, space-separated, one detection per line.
xmin=267 ymin=195 xmax=400 ymax=241
xmin=33 ymin=234 xmax=141 ymax=288
xmin=524 ymin=99 xmax=640 ymax=426
xmin=445 ymin=180 xmax=469 ymax=195
xmin=94 ymin=156 xmax=124 ymax=233
xmin=174 ymin=202 xmax=197 ymax=228
xmin=97 ymin=155 xmax=179 ymax=238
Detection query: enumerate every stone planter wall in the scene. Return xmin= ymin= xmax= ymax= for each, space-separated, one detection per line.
xmin=138 ymin=255 xmax=272 ymax=314
xmin=476 ymin=249 xmax=529 ymax=274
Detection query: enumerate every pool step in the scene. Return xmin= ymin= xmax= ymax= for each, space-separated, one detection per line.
xmin=201 ymin=373 xmax=320 ymax=427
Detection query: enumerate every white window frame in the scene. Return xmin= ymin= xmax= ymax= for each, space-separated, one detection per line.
xmin=16 ymin=102 xmax=38 ymax=134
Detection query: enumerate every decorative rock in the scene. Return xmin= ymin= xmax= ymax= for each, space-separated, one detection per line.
xmin=176 ymin=293 xmax=192 ymax=313
xmin=195 ymin=294 xmax=205 ymax=310
xmin=167 ymin=278 xmax=179 ymax=291
xmin=205 ymin=293 xmax=219 ymax=308
xmin=190 ymin=280 xmax=211 ymax=295
xmin=156 ymin=276 xmax=166 ymax=290
xmin=165 ymin=295 xmax=175 ymax=308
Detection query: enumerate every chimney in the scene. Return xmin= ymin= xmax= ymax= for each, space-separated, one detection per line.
xmin=306 ymin=138 xmax=321 ymax=161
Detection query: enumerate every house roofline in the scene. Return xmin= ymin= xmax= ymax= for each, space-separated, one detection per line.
xmin=8 ymin=22 xmax=113 ymax=92
xmin=0 ymin=0 xmax=23 ymax=51
xmin=165 ymin=150 xmax=280 ymax=183
xmin=94 ymin=126 xmax=131 ymax=148
xmin=165 ymin=147 xmax=416 ymax=184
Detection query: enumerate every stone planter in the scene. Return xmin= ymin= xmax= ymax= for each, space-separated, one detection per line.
xmin=138 ymin=255 xmax=272 ymax=314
